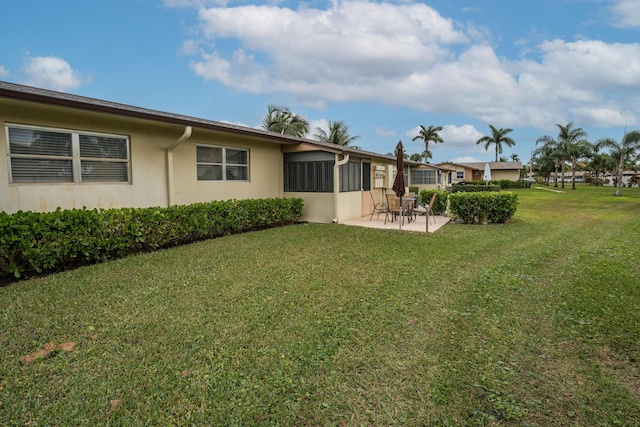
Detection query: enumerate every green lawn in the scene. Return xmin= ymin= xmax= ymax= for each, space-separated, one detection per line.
xmin=1 ymin=185 xmax=639 ymax=426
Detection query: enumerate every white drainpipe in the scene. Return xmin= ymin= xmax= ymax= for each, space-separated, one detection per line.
xmin=332 ymin=153 xmax=350 ymax=223
xmin=166 ymin=126 xmax=192 ymax=206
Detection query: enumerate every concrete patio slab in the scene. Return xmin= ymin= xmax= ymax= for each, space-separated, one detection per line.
xmin=341 ymin=212 xmax=451 ymax=233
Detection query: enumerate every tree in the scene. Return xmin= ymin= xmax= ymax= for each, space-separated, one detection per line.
xmin=510 ymin=153 xmax=520 ymax=162
xmin=261 ymin=104 xmax=310 ymax=137
xmin=587 ymin=153 xmax=614 ymax=186
xmin=409 ymin=152 xmax=425 ymax=162
xmin=533 ymin=143 xmax=561 ymax=186
xmin=566 ymin=140 xmax=594 ymax=190
xmin=596 ymin=130 xmax=640 ymax=196
xmin=536 ymin=122 xmax=587 ymax=189
xmin=498 ymin=156 xmax=508 ymax=162
xmin=476 ymin=125 xmax=516 ymax=162
xmin=412 ymin=125 xmax=443 ymax=162
xmin=314 ymin=120 xmax=360 ymax=147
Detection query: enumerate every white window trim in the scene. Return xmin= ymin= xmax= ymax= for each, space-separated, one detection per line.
xmin=196 ymin=143 xmax=249 ymax=182
xmin=5 ymin=123 xmax=130 ymax=185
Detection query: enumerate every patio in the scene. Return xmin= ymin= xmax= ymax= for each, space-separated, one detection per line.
xmin=341 ymin=212 xmax=451 ymax=233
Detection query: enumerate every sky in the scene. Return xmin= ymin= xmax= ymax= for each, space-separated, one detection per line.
xmin=2 ymin=0 xmax=640 ymax=164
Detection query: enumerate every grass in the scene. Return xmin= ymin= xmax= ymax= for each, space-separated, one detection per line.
xmin=1 ymin=185 xmax=639 ymax=426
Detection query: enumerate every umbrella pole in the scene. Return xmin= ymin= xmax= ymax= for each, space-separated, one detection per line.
xmin=399 ymin=196 xmax=402 ymax=230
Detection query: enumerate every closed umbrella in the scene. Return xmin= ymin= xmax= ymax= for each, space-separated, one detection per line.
xmin=392 ymin=141 xmax=406 ymax=229
xmin=484 ymin=162 xmax=492 ymax=185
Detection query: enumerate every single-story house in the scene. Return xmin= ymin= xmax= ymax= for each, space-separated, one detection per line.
xmin=1 ymin=81 xmax=443 ymax=223
xmin=437 ymin=161 xmax=522 ymax=183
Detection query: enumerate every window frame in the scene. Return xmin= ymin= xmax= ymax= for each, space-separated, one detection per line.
xmin=410 ymin=169 xmax=437 ymax=185
xmin=196 ymin=143 xmax=249 ymax=182
xmin=456 ymin=171 xmax=465 ymax=180
xmin=5 ymin=123 xmax=130 ymax=184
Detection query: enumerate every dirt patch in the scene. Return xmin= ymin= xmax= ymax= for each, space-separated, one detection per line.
xmin=598 ymin=346 xmax=640 ymax=401
xmin=19 ymin=341 xmax=77 ymax=364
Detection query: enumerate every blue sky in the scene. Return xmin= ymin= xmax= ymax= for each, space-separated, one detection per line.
xmin=2 ymin=0 xmax=639 ymax=164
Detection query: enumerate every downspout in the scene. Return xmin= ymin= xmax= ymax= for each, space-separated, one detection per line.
xmin=166 ymin=126 xmax=192 ymax=206
xmin=332 ymin=153 xmax=350 ymax=223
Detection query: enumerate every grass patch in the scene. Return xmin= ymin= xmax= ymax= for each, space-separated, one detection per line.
xmin=1 ymin=185 xmax=639 ymax=425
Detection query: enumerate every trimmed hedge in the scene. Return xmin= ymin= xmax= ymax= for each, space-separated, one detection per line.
xmin=454 ymin=180 xmax=531 ymax=190
xmin=418 ymin=190 xmax=449 ymax=215
xmin=0 ymin=197 xmax=303 ymax=282
xmin=451 ymin=184 xmax=501 ymax=193
xmin=449 ymin=192 xmax=518 ymax=224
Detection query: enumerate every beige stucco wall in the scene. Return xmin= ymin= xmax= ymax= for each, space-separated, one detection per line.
xmin=491 ymin=170 xmax=519 ymax=180
xmin=0 ymin=98 xmax=283 ymax=213
xmin=336 ymin=191 xmax=363 ymax=222
xmin=171 ymin=129 xmax=282 ymax=206
xmin=284 ymin=192 xmax=334 ymax=223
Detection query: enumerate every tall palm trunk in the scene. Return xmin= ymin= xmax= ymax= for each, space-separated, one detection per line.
xmin=615 ymin=156 xmax=624 ymax=196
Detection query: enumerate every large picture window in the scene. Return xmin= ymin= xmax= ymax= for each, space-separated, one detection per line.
xmin=197 ymin=145 xmax=249 ymax=181
xmin=6 ymin=124 xmax=129 ymax=184
xmin=411 ymin=169 xmax=437 ymax=185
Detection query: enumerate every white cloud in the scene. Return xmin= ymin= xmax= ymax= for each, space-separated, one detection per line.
xmin=375 ymin=127 xmax=396 ymax=137
xmin=0 ymin=65 xmax=9 ymax=77
xmin=450 ymin=155 xmax=484 ymax=163
xmin=609 ymin=0 xmax=640 ymax=28
xmin=22 ymin=56 xmax=88 ymax=91
xmin=440 ymin=124 xmax=484 ymax=146
xmin=178 ymin=1 xmax=640 ymax=130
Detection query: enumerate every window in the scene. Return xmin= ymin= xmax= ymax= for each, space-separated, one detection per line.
xmin=411 ymin=169 xmax=437 ymax=185
xmin=339 ymin=158 xmax=361 ymax=192
xmin=197 ymin=145 xmax=248 ymax=181
xmin=284 ymin=152 xmax=333 ymax=192
xmin=6 ymin=124 xmax=129 ymax=184
xmin=456 ymin=171 xmax=464 ymax=180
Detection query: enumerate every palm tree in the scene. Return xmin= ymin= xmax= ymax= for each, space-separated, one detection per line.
xmin=596 ymin=130 xmax=640 ymax=196
xmin=566 ymin=140 xmax=594 ymax=190
xmin=536 ymin=122 xmax=587 ymax=189
xmin=313 ymin=120 xmax=360 ymax=147
xmin=533 ymin=143 xmax=561 ymax=186
xmin=510 ymin=153 xmax=520 ymax=162
xmin=261 ymin=104 xmax=310 ymax=137
xmin=409 ymin=152 xmax=425 ymax=162
xmin=476 ymin=125 xmax=516 ymax=162
xmin=412 ymin=125 xmax=443 ymax=162
xmin=587 ymin=153 xmax=613 ymax=186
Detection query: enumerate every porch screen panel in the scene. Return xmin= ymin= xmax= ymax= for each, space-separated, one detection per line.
xmin=284 ymin=152 xmax=334 ymax=192
xmin=362 ymin=162 xmax=371 ymax=191
xmin=411 ymin=170 xmax=436 ymax=185
xmin=339 ymin=160 xmax=361 ymax=192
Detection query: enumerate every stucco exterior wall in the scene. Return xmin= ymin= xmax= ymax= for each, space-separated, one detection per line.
xmin=491 ymin=170 xmax=519 ymax=181
xmin=336 ymin=191 xmax=363 ymax=222
xmin=171 ymin=129 xmax=283 ymax=205
xmin=284 ymin=192 xmax=334 ymax=223
xmin=0 ymin=98 xmax=284 ymax=213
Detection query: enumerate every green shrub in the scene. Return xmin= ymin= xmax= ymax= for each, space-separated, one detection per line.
xmin=451 ymin=183 xmax=501 ymax=193
xmin=418 ymin=190 xmax=449 ymax=215
xmin=0 ymin=198 xmax=303 ymax=282
xmin=408 ymin=186 xmax=419 ymax=194
xmin=449 ymin=192 xmax=518 ymax=224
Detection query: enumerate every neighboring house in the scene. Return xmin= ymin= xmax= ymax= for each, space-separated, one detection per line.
xmin=1 ymin=81 xmax=442 ymax=223
xmin=437 ymin=161 xmax=522 ymax=182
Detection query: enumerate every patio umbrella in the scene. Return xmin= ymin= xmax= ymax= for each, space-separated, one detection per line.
xmin=484 ymin=162 xmax=492 ymax=185
xmin=392 ymin=140 xmax=406 ymax=229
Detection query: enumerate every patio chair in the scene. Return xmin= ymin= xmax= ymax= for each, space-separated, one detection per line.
xmin=411 ymin=192 xmax=437 ymax=224
xmin=370 ymin=191 xmax=388 ymax=221
xmin=425 ymin=192 xmax=437 ymax=225
xmin=385 ymin=194 xmax=413 ymax=224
